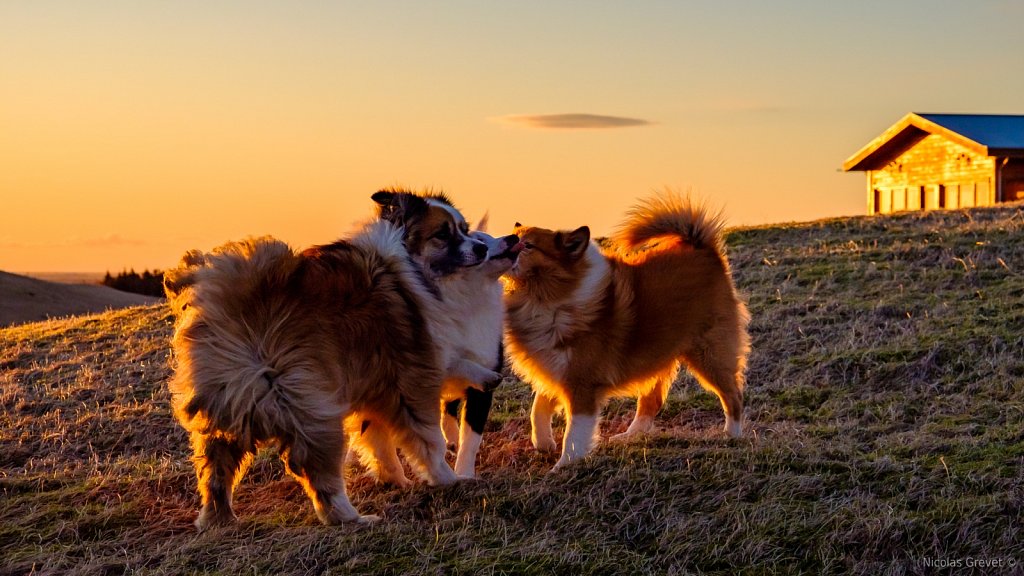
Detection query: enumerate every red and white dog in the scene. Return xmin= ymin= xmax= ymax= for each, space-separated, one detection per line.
xmin=503 ymin=191 xmax=750 ymax=470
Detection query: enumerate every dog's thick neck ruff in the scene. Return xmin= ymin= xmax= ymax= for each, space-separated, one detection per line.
xmin=502 ymin=241 xmax=612 ymax=390
xmin=504 ymin=241 xmax=610 ymax=317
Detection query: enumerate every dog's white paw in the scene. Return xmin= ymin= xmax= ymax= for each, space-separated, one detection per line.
xmin=609 ymin=430 xmax=641 ymax=443
xmin=374 ymin=472 xmax=412 ymax=488
xmin=354 ymin=514 xmax=382 ymax=525
xmin=725 ymin=417 xmax=743 ymax=438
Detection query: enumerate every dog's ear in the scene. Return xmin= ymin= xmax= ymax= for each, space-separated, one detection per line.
xmin=556 ymin=226 xmax=590 ymax=259
xmin=372 ymin=190 xmax=398 ymax=221
xmin=163 ymin=271 xmax=188 ymax=300
xmin=475 ymin=211 xmax=490 ymax=233
xmin=163 ymin=249 xmax=207 ymax=300
xmin=373 ymin=190 xmax=427 ymax=225
xmin=371 ymin=190 xmax=394 ymax=208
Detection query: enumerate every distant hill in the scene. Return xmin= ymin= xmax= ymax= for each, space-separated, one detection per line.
xmin=20 ymin=271 xmax=105 ymax=285
xmin=0 ymin=270 xmax=159 ymax=327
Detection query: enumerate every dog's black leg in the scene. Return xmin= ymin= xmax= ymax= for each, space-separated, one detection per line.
xmin=463 ymin=388 xmax=493 ymax=436
xmin=454 ymin=387 xmax=494 ymax=477
xmin=443 ymin=400 xmax=461 ymax=451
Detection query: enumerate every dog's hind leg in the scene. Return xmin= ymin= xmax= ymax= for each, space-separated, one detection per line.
xmin=612 ymin=368 xmax=677 ymax=441
xmin=390 ymin=399 xmax=458 ymax=486
xmin=683 ymin=338 xmax=746 ymax=438
xmin=283 ymin=431 xmax=380 ymax=525
xmin=454 ymin=387 xmax=493 ymax=478
xmin=190 ymin=432 xmax=253 ymax=531
xmin=350 ymin=420 xmax=411 ymax=487
xmin=399 ymin=427 xmax=458 ymax=486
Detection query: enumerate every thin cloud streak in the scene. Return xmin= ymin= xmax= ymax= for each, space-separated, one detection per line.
xmin=78 ymin=234 xmax=146 ymax=248
xmin=493 ymin=113 xmax=654 ymax=130
xmin=0 ymin=234 xmax=146 ymax=249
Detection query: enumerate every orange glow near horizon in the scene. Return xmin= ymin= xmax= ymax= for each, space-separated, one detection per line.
xmin=3 ymin=2 xmax=1022 ymax=273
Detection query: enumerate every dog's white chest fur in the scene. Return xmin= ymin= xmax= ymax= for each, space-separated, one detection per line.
xmin=438 ymin=271 xmax=504 ymax=370
xmin=506 ymin=299 xmax=573 ymax=383
xmin=505 ymin=244 xmax=610 ymax=387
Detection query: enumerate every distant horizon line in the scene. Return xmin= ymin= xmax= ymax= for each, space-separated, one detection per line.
xmin=9 ymin=271 xmax=110 ymax=285
xmin=3 ymin=209 xmax=871 ymax=280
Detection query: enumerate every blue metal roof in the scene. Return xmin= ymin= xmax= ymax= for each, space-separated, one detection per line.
xmin=917 ymin=113 xmax=1024 ymax=151
xmin=844 ymin=112 xmax=1024 ymax=171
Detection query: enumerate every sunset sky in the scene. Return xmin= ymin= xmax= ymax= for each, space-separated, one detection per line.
xmin=3 ymin=1 xmax=1023 ymax=273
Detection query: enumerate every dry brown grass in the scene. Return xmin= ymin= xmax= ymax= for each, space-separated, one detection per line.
xmin=2 ymin=204 xmax=1023 ymax=575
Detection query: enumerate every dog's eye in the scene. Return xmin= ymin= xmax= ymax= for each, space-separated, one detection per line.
xmin=433 ymin=227 xmax=452 ymax=241
xmin=522 ymin=241 xmax=534 ymax=251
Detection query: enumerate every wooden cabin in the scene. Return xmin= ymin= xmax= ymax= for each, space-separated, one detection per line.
xmin=843 ymin=113 xmax=1024 ymax=215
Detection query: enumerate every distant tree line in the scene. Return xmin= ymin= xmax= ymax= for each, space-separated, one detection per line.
xmin=102 ymin=269 xmax=165 ymax=298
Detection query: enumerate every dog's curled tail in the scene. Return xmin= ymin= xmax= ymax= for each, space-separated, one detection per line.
xmin=614 ymin=189 xmax=726 ymax=254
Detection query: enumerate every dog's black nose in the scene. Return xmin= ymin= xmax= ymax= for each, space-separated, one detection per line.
xmin=473 ymin=243 xmax=488 ymax=258
xmin=503 ymin=234 xmax=519 ymax=245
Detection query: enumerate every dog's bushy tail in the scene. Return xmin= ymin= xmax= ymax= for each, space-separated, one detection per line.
xmin=169 ymin=237 xmax=319 ymax=445
xmin=614 ymin=189 xmax=726 ymax=254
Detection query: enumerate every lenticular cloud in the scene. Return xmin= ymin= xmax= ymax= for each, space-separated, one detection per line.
xmin=493 ymin=113 xmax=653 ymax=130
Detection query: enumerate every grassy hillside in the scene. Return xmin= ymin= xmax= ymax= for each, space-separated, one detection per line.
xmin=2 ymin=205 xmax=1022 ymax=575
